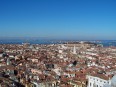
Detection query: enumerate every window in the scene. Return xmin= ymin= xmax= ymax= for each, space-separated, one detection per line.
xmin=90 ymin=82 xmax=91 ymax=86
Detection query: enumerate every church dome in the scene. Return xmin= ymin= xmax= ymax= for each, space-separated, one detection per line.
xmin=111 ymin=75 xmax=116 ymax=87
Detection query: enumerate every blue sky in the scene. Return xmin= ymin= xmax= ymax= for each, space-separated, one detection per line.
xmin=0 ymin=0 xmax=116 ymax=40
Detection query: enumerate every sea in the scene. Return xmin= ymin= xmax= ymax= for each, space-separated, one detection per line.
xmin=0 ymin=38 xmax=116 ymax=47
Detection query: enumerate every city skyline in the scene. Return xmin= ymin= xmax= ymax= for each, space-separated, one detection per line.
xmin=0 ymin=0 xmax=116 ymax=40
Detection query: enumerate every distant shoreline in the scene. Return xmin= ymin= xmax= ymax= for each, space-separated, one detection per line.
xmin=0 ymin=39 xmax=116 ymax=47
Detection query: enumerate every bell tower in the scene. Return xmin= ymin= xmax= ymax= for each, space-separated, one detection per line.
xmin=73 ymin=45 xmax=76 ymax=54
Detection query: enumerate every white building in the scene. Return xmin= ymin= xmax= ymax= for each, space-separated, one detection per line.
xmin=86 ymin=75 xmax=111 ymax=87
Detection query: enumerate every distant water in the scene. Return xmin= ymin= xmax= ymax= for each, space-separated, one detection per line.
xmin=0 ymin=39 xmax=64 ymax=44
xmin=0 ymin=39 xmax=116 ymax=47
xmin=94 ymin=40 xmax=116 ymax=47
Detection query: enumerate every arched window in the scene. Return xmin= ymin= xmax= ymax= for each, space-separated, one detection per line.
xmin=90 ymin=82 xmax=91 ymax=86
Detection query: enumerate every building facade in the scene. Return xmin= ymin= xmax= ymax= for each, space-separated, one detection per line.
xmin=86 ymin=75 xmax=111 ymax=87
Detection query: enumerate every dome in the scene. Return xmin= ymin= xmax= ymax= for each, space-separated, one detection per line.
xmin=111 ymin=75 xmax=116 ymax=87
xmin=103 ymin=84 xmax=111 ymax=87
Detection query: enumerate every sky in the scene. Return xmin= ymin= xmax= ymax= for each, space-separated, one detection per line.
xmin=0 ymin=0 xmax=116 ymax=40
